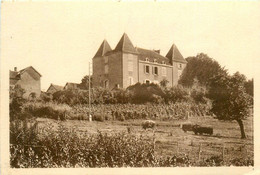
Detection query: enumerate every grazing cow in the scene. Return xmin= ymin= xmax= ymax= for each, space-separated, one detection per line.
xmin=142 ymin=120 xmax=156 ymax=130
xmin=181 ymin=124 xmax=194 ymax=132
xmin=193 ymin=125 xmax=213 ymax=135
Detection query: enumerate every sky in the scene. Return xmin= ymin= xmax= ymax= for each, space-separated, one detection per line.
xmin=1 ymin=1 xmax=260 ymax=91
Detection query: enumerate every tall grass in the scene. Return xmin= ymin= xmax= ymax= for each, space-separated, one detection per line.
xmin=10 ymin=121 xmax=253 ymax=168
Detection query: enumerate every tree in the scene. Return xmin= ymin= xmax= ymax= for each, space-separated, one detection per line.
xmin=79 ymin=75 xmax=93 ymax=90
xmin=160 ymin=79 xmax=169 ymax=88
xmin=9 ymin=85 xmax=26 ymax=121
xmin=244 ymin=78 xmax=253 ymax=97
xmin=179 ymin=53 xmax=226 ymax=87
xmin=208 ymin=71 xmax=252 ymax=139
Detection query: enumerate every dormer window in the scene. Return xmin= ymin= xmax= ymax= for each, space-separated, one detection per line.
xmin=153 ymin=59 xmax=157 ymax=63
xmin=145 ymin=58 xmax=149 ymax=62
xmin=162 ymin=61 xmax=166 ymax=65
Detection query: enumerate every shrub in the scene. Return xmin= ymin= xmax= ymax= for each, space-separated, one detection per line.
xmin=92 ymin=113 xmax=104 ymax=122
xmin=23 ymin=102 xmax=71 ymax=120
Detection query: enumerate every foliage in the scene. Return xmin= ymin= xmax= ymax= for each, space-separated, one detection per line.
xmin=112 ymin=89 xmax=133 ymax=104
xmin=160 ymin=79 xmax=169 ymax=88
xmin=208 ymin=72 xmax=252 ymax=138
xmin=127 ymin=83 xmax=165 ymax=104
xmin=10 ymin=122 xmax=254 ymax=168
xmin=179 ymin=53 xmax=227 ymax=87
xmin=190 ymin=79 xmax=210 ymax=104
xmin=79 ymin=75 xmax=93 ymax=90
xmin=40 ymin=92 xmax=53 ymax=102
xmin=163 ymin=85 xmax=190 ymax=104
xmin=10 ymin=123 xmax=157 ymax=168
xmin=23 ymin=102 xmax=71 ymax=121
xmin=244 ymin=78 xmax=253 ymax=97
xmin=52 ymin=89 xmax=89 ymax=105
xmin=9 ymin=85 xmax=26 ymax=121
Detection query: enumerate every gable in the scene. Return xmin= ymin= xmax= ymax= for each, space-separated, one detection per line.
xmin=20 ymin=66 xmax=41 ymax=81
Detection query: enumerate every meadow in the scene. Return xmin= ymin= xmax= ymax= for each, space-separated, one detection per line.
xmin=10 ymin=105 xmax=253 ymax=168
xmin=36 ymin=115 xmax=253 ymax=164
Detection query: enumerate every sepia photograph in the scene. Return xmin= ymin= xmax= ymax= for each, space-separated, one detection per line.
xmin=1 ymin=1 xmax=259 ymax=174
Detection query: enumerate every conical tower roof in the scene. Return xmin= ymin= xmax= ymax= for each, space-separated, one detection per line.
xmin=166 ymin=44 xmax=187 ymax=64
xmin=94 ymin=40 xmax=112 ymax=58
xmin=114 ymin=33 xmax=138 ymax=54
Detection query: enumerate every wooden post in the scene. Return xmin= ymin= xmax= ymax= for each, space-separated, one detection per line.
xmin=88 ymin=62 xmax=91 ymax=121
xmin=153 ymin=130 xmax=156 ymax=150
xmin=222 ymin=144 xmax=225 ymax=162
xmin=198 ymin=143 xmax=202 ymax=162
xmin=244 ymin=144 xmax=247 ymax=158
xmin=176 ymin=142 xmax=179 ymax=155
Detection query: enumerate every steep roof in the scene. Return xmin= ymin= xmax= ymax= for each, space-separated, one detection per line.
xmin=166 ymin=44 xmax=187 ymax=64
xmin=93 ymin=40 xmax=112 ymax=58
xmin=10 ymin=70 xmax=19 ymax=79
xmin=9 ymin=70 xmax=20 ymax=86
xmin=136 ymin=47 xmax=171 ymax=65
xmin=10 ymin=66 xmax=41 ymax=85
xmin=114 ymin=33 xmax=138 ymax=54
xmin=19 ymin=66 xmax=42 ymax=77
xmin=51 ymin=84 xmax=63 ymax=91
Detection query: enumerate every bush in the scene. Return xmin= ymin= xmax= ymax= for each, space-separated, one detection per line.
xmin=40 ymin=92 xmax=53 ymax=102
xmin=92 ymin=113 xmax=104 ymax=122
xmin=23 ymin=102 xmax=71 ymax=121
xmin=164 ymin=85 xmax=190 ymax=103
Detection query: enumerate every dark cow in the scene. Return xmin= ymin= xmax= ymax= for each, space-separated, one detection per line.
xmin=193 ymin=125 xmax=213 ymax=135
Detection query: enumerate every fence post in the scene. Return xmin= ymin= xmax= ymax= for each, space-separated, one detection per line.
xmin=198 ymin=143 xmax=202 ymax=162
xmin=153 ymin=130 xmax=156 ymax=151
xmin=222 ymin=144 xmax=225 ymax=162
xmin=176 ymin=142 xmax=179 ymax=155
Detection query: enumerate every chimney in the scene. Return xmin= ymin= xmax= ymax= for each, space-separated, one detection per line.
xmin=14 ymin=67 xmax=17 ymax=72
xmin=154 ymin=50 xmax=160 ymax=54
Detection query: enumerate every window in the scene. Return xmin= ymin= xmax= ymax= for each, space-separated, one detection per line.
xmin=145 ymin=80 xmax=150 ymax=84
xmin=162 ymin=67 xmax=166 ymax=76
xmin=145 ymin=65 xmax=150 ymax=74
xmin=153 ymin=59 xmax=157 ymax=63
xmin=153 ymin=66 xmax=158 ymax=75
xmin=105 ymin=65 xmax=108 ymax=74
xmin=162 ymin=61 xmax=166 ymax=64
xmin=129 ymin=77 xmax=133 ymax=85
xmin=178 ymin=64 xmax=182 ymax=69
xmin=128 ymin=61 xmax=133 ymax=72
xmin=145 ymin=58 xmax=149 ymax=62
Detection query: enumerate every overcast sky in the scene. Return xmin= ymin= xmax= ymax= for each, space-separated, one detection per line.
xmin=2 ymin=1 xmax=260 ymax=91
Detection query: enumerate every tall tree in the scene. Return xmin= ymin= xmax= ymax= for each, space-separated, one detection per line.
xmin=179 ymin=53 xmax=226 ymax=87
xmin=208 ymin=71 xmax=252 ymax=139
xmin=79 ymin=75 xmax=93 ymax=90
xmin=244 ymin=78 xmax=253 ymax=97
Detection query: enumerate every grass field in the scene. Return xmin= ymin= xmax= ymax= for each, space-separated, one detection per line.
xmin=36 ymin=115 xmax=253 ymax=165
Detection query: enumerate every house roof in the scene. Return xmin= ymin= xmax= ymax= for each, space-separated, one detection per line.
xmin=136 ymin=47 xmax=171 ymax=65
xmin=9 ymin=70 xmax=19 ymax=79
xmin=166 ymin=44 xmax=187 ymax=64
xmin=94 ymin=40 xmax=112 ymax=58
xmin=48 ymin=84 xmax=63 ymax=91
xmin=114 ymin=33 xmax=138 ymax=54
xmin=94 ymin=33 xmax=187 ymax=65
xmin=64 ymin=82 xmax=80 ymax=88
xmin=19 ymin=66 xmax=42 ymax=77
